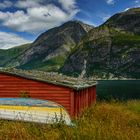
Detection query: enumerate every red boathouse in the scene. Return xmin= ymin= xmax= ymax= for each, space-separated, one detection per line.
xmin=0 ymin=69 xmax=97 ymax=117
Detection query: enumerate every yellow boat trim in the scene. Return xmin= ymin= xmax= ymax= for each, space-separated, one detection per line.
xmin=0 ymin=105 xmax=65 ymax=113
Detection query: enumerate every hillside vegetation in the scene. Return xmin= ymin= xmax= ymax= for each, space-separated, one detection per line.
xmin=0 ymin=44 xmax=31 ymax=67
xmin=5 ymin=21 xmax=93 ymax=71
xmin=0 ymin=8 xmax=140 ymax=79
xmin=62 ymin=26 xmax=140 ymax=78
xmin=0 ymin=100 xmax=140 ymax=140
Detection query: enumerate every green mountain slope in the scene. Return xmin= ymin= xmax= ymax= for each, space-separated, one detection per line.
xmin=61 ymin=8 xmax=140 ymax=79
xmin=5 ymin=21 xmax=93 ymax=71
xmin=1 ymin=8 xmax=140 ymax=79
xmin=0 ymin=44 xmax=31 ymax=67
xmin=104 ymin=8 xmax=140 ymax=34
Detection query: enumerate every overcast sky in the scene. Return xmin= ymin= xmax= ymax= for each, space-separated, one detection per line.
xmin=0 ymin=0 xmax=140 ymax=49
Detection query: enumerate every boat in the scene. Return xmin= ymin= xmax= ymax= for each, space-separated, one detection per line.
xmin=0 ymin=98 xmax=71 ymax=125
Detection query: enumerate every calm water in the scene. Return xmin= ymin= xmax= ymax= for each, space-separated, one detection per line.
xmin=96 ymin=80 xmax=140 ymax=100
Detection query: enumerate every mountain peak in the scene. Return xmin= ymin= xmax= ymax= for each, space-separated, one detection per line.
xmin=2 ymin=8 xmax=140 ymax=79
xmin=126 ymin=7 xmax=140 ymax=12
xmin=5 ymin=20 xmax=94 ymax=70
xmin=62 ymin=20 xmax=94 ymax=32
xmin=104 ymin=7 xmax=140 ymax=34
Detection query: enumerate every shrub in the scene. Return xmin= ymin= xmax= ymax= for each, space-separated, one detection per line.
xmin=19 ymin=91 xmax=30 ymax=98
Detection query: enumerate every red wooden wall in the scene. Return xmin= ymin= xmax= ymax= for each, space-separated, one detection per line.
xmin=0 ymin=73 xmax=96 ymax=117
xmin=0 ymin=73 xmax=73 ymax=116
xmin=73 ymin=86 xmax=96 ymax=116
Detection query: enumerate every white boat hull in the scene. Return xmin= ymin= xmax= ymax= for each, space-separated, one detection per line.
xmin=0 ymin=98 xmax=71 ymax=125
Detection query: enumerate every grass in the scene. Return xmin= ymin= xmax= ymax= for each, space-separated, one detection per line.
xmin=0 ymin=44 xmax=30 ymax=66
xmin=20 ymin=55 xmax=67 ymax=72
xmin=37 ymin=55 xmax=67 ymax=72
xmin=124 ymin=100 xmax=140 ymax=114
xmin=112 ymin=31 xmax=140 ymax=46
xmin=0 ymin=100 xmax=140 ymax=140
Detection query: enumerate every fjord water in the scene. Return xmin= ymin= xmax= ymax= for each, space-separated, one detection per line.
xmin=97 ymin=80 xmax=140 ymax=100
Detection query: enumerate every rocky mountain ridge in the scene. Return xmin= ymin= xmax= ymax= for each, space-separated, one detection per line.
xmin=0 ymin=8 xmax=140 ymax=79
xmin=5 ymin=21 xmax=94 ymax=72
xmin=61 ymin=8 xmax=140 ymax=78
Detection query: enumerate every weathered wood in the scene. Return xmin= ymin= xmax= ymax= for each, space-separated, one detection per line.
xmin=0 ymin=73 xmax=96 ymax=117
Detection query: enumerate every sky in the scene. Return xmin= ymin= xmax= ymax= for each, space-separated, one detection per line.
xmin=0 ymin=0 xmax=140 ymax=49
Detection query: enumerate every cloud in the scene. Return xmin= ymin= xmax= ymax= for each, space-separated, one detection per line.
xmin=81 ymin=20 xmax=96 ymax=27
xmin=0 ymin=31 xmax=31 ymax=49
xmin=0 ymin=0 xmax=79 ymax=34
xmin=135 ymin=0 xmax=140 ymax=6
xmin=106 ymin=0 xmax=115 ymax=5
xmin=0 ymin=0 xmax=13 ymax=9
xmin=135 ymin=0 xmax=139 ymax=4
xmin=124 ymin=0 xmax=140 ymax=11
xmin=15 ymin=0 xmax=43 ymax=9
xmin=98 ymin=13 xmax=111 ymax=22
xmin=124 ymin=8 xmax=130 ymax=11
xmin=102 ymin=15 xmax=111 ymax=21
xmin=58 ymin=0 xmax=77 ymax=11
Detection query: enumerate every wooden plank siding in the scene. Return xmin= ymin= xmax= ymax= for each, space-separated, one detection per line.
xmin=0 ymin=73 xmax=96 ymax=117
xmin=0 ymin=73 xmax=73 ymax=116
xmin=73 ymin=86 xmax=96 ymax=117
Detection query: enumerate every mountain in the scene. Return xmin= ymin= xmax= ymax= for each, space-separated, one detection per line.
xmin=104 ymin=8 xmax=140 ymax=34
xmin=5 ymin=21 xmax=93 ymax=71
xmin=61 ymin=8 xmax=140 ymax=79
xmin=0 ymin=44 xmax=30 ymax=67
xmin=1 ymin=8 xmax=140 ymax=79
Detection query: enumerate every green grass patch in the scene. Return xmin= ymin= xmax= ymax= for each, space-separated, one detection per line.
xmin=0 ymin=44 xmax=30 ymax=66
xmin=20 ymin=55 xmax=67 ymax=72
xmin=112 ymin=32 xmax=140 ymax=46
xmin=0 ymin=100 xmax=140 ymax=140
